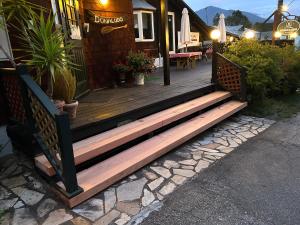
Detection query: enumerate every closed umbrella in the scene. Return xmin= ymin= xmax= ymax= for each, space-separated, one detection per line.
xmin=218 ymin=13 xmax=227 ymax=43
xmin=180 ymin=8 xmax=191 ymax=52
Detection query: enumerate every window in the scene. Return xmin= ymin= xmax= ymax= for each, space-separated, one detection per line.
xmin=133 ymin=11 xmax=154 ymax=42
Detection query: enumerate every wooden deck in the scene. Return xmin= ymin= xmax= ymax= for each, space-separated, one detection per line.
xmin=71 ymin=61 xmax=213 ymax=141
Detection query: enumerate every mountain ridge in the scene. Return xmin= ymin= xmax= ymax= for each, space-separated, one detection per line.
xmin=196 ymin=6 xmax=266 ymax=26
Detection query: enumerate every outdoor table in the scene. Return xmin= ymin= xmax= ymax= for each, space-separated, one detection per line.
xmin=169 ymin=52 xmax=202 ymax=69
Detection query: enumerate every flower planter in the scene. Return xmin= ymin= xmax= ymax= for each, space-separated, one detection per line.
xmin=53 ymin=100 xmax=65 ymax=113
xmin=63 ymin=100 xmax=79 ymax=119
xmin=135 ymin=73 xmax=145 ymax=86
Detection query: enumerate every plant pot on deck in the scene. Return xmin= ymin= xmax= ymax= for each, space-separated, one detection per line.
xmin=63 ymin=100 xmax=79 ymax=119
xmin=53 ymin=100 xmax=65 ymax=113
xmin=135 ymin=73 xmax=145 ymax=86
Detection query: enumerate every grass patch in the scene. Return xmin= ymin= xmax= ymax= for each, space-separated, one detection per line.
xmin=244 ymin=92 xmax=300 ymax=120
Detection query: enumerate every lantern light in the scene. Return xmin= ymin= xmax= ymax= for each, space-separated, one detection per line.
xmin=100 ymin=0 xmax=108 ymax=5
xmin=229 ymin=36 xmax=234 ymax=42
xmin=274 ymin=31 xmax=282 ymax=38
xmin=245 ymin=30 xmax=255 ymax=39
xmin=291 ymin=32 xmax=298 ymax=39
xmin=281 ymin=4 xmax=288 ymax=12
xmin=210 ymin=29 xmax=221 ymax=40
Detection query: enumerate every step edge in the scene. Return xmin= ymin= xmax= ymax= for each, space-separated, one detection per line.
xmin=60 ymin=101 xmax=247 ymax=207
xmin=35 ymin=92 xmax=232 ymax=176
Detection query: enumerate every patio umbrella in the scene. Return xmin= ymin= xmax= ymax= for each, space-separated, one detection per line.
xmin=217 ymin=13 xmax=227 ymax=43
xmin=180 ymin=8 xmax=191 ymax=52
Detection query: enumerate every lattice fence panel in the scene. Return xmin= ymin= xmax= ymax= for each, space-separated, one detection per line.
xmin=27 ymin=90 xmax=63 ymax=171
xmin=1 ymin=76 xmax=26 ymax=123
xmin=216 ymin=55 xmax=242 ymax=95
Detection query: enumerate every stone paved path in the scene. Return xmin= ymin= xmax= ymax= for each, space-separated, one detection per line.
xmin=0 ymin=115 xmax=274 ymax=225
xmin=141 ymin=114 xmax=300 ymax=225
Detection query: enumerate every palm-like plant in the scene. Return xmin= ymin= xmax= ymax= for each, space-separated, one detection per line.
xmin=17 ymin=13 xmax=74 ymax=97
xmin=0 ymin=0 xmax=42 ymax=27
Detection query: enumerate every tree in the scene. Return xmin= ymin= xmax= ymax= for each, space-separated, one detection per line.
xmin=213 ymin=13 xmax=220 ymax=26
xmin=226 ymin=10 xmax=252 ymax=28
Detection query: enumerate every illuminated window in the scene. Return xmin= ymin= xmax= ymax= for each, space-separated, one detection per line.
xmin=133 ymin=11 xmax=154 ymax=42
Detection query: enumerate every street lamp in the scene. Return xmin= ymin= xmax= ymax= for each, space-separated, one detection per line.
xmin=281 ymin=4 xmax=288 ymax=12
xmin=245 ymin=30 xmax=255 ymax=39
xmin=210 ymin=29 xmax=221 ymax=41
xmin=274 ymin=31 xmax=282 ymax=39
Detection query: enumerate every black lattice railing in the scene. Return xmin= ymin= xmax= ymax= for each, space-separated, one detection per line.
xmin=15 ymin=65 xmax=82 ymax=197
xmin=0 ymin=68 xmax=27 ymax=124
xmin=212 ymin=43 xmax=247 ymax=101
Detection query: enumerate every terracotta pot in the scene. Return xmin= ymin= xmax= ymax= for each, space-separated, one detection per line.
xmin=53 ymin=100 xmax=65 ymax=113
xmin=63 ymin=100 xmax=79 ymax=119
xmin=135 ymin=73 xmax=145 ymax=86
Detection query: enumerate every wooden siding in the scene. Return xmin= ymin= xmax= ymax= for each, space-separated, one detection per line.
xmin=80 ymin=0 xmax=136 ymax=88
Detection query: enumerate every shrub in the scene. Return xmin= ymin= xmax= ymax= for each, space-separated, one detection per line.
xmin=224 ymin=39 xmax=300 ymax=101
xmin=126 ymin=50 xmax=155 ymax=76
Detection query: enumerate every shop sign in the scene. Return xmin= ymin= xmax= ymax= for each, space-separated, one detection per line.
xmin=177 ymin=32 xmax=200 ymax=49
xmin=87 ymin=10 xmax=126 ymax=25
xmin=277 ymin=20 xmax=300 ymax=35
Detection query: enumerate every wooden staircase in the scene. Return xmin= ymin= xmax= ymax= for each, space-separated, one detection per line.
xmin=35 ymin=91 xmax=247 ymax=207
xmin=1 ymin=51 xmax=247 ymax=208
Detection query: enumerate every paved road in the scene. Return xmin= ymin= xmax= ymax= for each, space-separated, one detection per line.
xmin=141 ymin=114 xmax=300 ymax=225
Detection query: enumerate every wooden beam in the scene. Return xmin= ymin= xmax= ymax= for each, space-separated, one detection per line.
xmin=272 ymin=0 xmax=284 ymax=45
xmin=160 ymin=0 xmax=170 ymax=85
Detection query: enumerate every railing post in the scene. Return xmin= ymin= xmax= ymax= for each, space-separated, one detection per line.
xmin=211 ymin=41 xmax=219 ymax=84
xmin=55 ymin=112 xmax=82 ymax=197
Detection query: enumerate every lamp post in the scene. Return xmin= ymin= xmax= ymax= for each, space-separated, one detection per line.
xmin=211 ymin=29 xmax=221 ymax=84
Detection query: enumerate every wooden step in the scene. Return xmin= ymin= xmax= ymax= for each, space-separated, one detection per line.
xmin=35 ymin=91 xmax=232 ymax=176
xmin=56 ymin=100 xmax=247 ymax=207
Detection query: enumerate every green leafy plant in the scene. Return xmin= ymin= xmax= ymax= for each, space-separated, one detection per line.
xmin=53 ymin=69 xmax=77 ymax=104
xmin=0 ymin=0 xmax=42 ymax=26
xmin=113 ymin=63 xmax=130 ymax=74
xmin=224 ymin=39 xmax=300 ymax=101
xmin=16 ymin=13 xmax=75 ymax=97
xmin=126 ymin=50 xmax=155 ymax=76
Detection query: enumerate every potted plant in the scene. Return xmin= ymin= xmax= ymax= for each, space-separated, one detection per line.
xmin=53 ymin=69 xmax=78 ymax=119
xmin=112 ymin=62 xmax=130 ymax=87
xmin=16 ymin=12 xmax=75 ymax=111
xmin=126 ymin=50 xmax=155 ymax=86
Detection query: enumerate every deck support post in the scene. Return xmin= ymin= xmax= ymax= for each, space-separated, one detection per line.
xmin=160 ymin=0 xmax=170 ymax=85
xmin=211 ymin=41 xmax=218 ymax=84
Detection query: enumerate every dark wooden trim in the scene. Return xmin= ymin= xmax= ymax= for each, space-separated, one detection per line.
xmin=160 ymin=0 xmax=170 ymax=85
xmin=71 ymin=84 xmax=215 ymax=142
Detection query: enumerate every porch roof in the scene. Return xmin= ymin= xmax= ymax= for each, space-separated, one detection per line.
xmin=133 ymin=0 xmax=156 ymax=11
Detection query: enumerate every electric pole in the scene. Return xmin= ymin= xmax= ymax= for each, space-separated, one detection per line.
xmin=272 ymin=0 xmax=284 ymax=44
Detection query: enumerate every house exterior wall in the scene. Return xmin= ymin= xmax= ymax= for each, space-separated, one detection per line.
xmin=80 ymin=0 xmax=136 ymax=88
xmin=135 ymin=0 xmax=209 ymax=58
xmin=4 ymin=0 xmax=209 ymax=89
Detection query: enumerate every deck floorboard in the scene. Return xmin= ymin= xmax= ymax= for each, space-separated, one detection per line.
xmin=71 ymin=62 xmax=212 ymax=130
